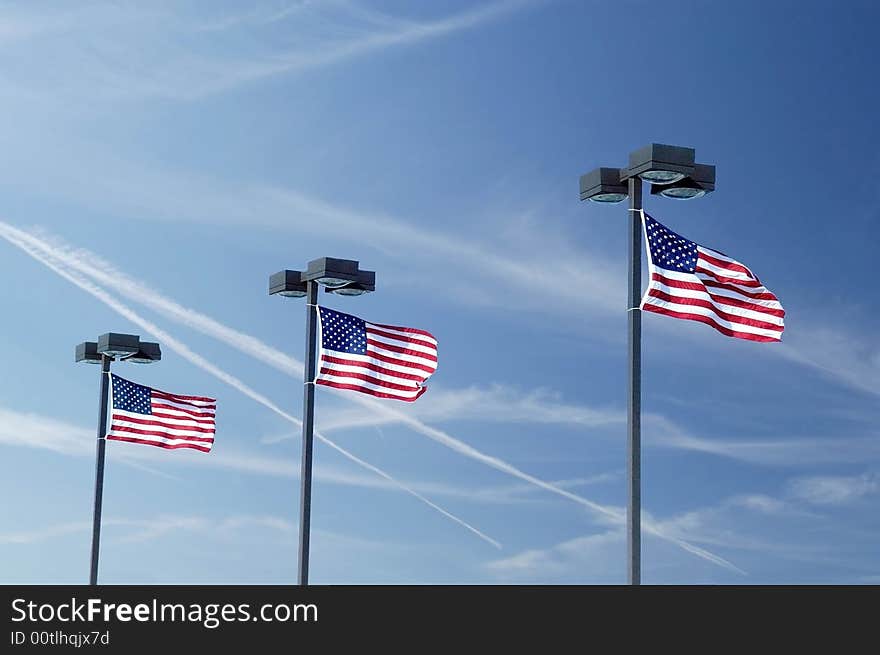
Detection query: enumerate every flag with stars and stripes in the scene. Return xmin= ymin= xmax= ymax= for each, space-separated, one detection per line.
xmin=315 ymin=306 xmax=438 ymax=401
xmin=106 ymin=374 xmax=216 ymax=453
xmin=640 ymin=212 xmax=785 ymax=342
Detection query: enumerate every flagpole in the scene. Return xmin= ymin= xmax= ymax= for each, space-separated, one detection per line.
xmin=580 ymin=144 xmax=712 ymax=584
xmin=298 ymin=280 xmax=319 ymax=586
xmin=89 ymin=354 xmax=112 ymax=585
xmin=269 ymin=259 xmax=375 ymax=584
xmin=627 ymin=176 xmax=642 ymax=586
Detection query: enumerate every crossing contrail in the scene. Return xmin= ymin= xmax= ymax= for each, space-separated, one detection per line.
xmin=0 ymin=224 xmax=501 ymax=550
xmin=0 ymin=222 xmax=744 ymax=573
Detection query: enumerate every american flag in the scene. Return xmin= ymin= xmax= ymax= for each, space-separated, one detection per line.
xmin=640 ymin=213 xmax=785 ymax=342
xmin=106 ymin=374 xmax=216 ymax=453
xmin=315 ymin=306 xmax=438 ymax=401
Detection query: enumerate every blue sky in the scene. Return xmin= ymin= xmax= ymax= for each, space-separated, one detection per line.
xmin=0 ymin=0 xmax=878 ymax=584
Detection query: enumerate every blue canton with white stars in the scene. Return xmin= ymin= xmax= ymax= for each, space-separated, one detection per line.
xmin=111 ymin=374 xmax=153 ymax=415
xmin=319 ymin=307 xmax=368 ymax=355
xmin=644 ymin=214 xmax=699 ymax=273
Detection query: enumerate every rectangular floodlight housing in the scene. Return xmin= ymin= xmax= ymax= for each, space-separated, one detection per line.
xmin=579 ymin=167 xmax=628 ymax=201
xmin=356 ymin=270 xmax=376 ymax=287
xmin=302 ymin=257 xmax=361 ymax=283
xmin=687 ymin=162 xmax=716 ymax=193
xmin=126 ymin=341 xmax=162 ymax=363
xmin=97 ymin=332 xmax=140 ymax=358
xmin=650 ymin=163 xmax=716 ymax=196
xmin=76 ymin=341 xmax=102 ymax=363
xmin=269 ymin=270 xmax=307 ymax=296
xmin=623 ymin=143 xmax=696 ymax=180
xmin=323 ymin=269 xmax=376 ymax=295
xmin=690 ymin=162 xmax=716 ymax=187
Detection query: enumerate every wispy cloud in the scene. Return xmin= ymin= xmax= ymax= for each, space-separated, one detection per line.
xmin=317 ymin=384 xmax=624 ymax=432
xmin=207 ymin=0 xmax=539 ymax=92
xmin=323 ymin=473 xmax=620 ymax=506
xmin=651 ymin=498 xmax=820 ymax=553
xmin=488 ymin=486 xmax=851 ymax=582
xmin=197 ymin=185 xmax=623 ymax=317
xmin=648 ymin=414 xmax=880 ymax=467
xmin=777 ymin=324 xmax=880 ymax=397
xmin=487 ymin=529 xmax=624 ymax=582
xmin=315 ymin=385 xmax=880 ymax=469
xmin=108 ymin=514 xmax=295 ymax=545
xmin=0 ymin=406 xmax=93 ymax=457
xmin=0 ymin=1 xmax=539 ymax=101
xmin=639 ymin=488 xmax=880 ymax=582
xmin=194 ymin=2 xmax=349 ymax=34
xmin=0 ymin=514 xmax=294 ymax=546
xmin=786 ymin=473 xmax=879 ymax=506
xmin=0 ymin=521 xmax=90 ymax=545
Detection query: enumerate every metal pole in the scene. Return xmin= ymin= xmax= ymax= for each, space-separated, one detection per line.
xmin=298 ymin=280 xmax=319 ymax=585
xmin=89 ymin=354 xmax=112 ymax=585
xmin=627 ymin=176 xmax=643 ymax=585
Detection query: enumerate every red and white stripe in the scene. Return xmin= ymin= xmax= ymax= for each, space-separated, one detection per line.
xmin=641 ymin=230 xmax=785 ymax=343
xmin=316 ymin=319 xmax=438 ymax=401
xmin=107 ymin=387 xmax=216 ymax=453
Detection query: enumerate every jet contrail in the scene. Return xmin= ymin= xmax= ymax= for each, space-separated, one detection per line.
xmin=0 ymin=222 xmax=744 ymax=573
xmin=9 ymin=224 xmax=304 ymax=375
xmin=0 ymin=225 xmax=501 ymax=549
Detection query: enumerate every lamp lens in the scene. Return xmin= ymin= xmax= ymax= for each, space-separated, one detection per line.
xmin=660 ymin=187 xmax=706 ymax=200
xmin=278 ymin=289 xmax=307 ymax=298
xmin=331 ymin=287 xmax=367 ymax=296
xmin=639 ymin=170 xmax=686 ymax=185
xmin=316 ymin=276 xmax=352 ymax=288
xmin=589 ymin=192 xmax=628 ymax=203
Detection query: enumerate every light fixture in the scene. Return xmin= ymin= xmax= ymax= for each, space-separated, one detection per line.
xmin=579 ymin=167 xmax=628 ymax=203
xmin=591 ymin=192 xmax=628 ymax=203
xmin=271 ymin=258 xmax=375 ymax=301
xmin=269 ymin=270 xmax=308 ymax=297
xmin=624 ymin=143 xmax=695 ymax=186
xmin=330 ymin=285 xmax=368 ymax=296
xmin=316 ymin=277 xmax=352 ymax=288
xmin=652 ymin=163 xmax=716 ymax=200
xmin=303 ymin=257 xmax=361 ymax=288
xmin=327 ymin=269 xmax=375 ymax=296
xmin=659 ymin=184 xmax=704 ymax=199
xmin=124 ymin=341 xmax=162 ymax=364
xmin=96 ymin=332 xmax=140 ymax=358
xmin=76 ymin=341 xmax=103 ymax=364
xmin=640 ymin=170 xmax=686 ymax=185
